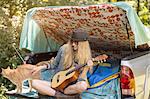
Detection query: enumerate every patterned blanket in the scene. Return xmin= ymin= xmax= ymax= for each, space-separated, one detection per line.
xmin=32 ymin=3 xmax=134 ymax=51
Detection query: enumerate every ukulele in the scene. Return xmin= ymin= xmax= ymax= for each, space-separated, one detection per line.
xmin=51 ymin=55 xmax=109 ymax=92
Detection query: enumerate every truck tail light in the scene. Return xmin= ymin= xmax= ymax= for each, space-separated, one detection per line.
xmin=120 ymin=65 xmax=135 ymax=96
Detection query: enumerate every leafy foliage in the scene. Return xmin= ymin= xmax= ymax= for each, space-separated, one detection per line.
xmin=0 ymin=84 xmax=8 ymax=99
xmin=138 ymin=2 xmax=150 ymax=26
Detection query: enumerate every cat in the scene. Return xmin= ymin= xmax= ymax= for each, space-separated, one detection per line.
xmin=1 ymin=64 xmax=40 ymax=93
xmin=0 ymin=57 xmax=55 ymax=93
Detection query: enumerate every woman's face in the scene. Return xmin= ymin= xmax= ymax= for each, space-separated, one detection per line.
xmin=71 ymin=41 xmax=78 ymax=51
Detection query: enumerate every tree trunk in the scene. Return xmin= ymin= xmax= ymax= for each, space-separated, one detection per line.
xmin=137 ymin=0 xmax=140 ymax=15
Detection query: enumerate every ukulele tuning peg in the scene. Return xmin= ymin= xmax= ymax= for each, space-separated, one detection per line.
xmin=103 ymin=59 xmax=106 ymax=62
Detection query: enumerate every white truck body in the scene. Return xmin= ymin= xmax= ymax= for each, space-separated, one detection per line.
xmin=121 ymin=51 xmax=150 ymax=99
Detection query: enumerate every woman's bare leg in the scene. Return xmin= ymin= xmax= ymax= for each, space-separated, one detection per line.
xmin=32 ymin=79 xmax=56 ymax=96
xmin=64 ymin=81 xmax=87 ymax=95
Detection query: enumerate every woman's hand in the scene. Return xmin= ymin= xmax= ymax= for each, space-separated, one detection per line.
xmin=80 ymin=59 xmax=94 ymax=79
xmin=87 ymin=59 xmax=94 ymax=67
xmin=87 ymin=59 xmax=94 ymax=74
xmin=94 ymin=54 xmax=108 ymax=63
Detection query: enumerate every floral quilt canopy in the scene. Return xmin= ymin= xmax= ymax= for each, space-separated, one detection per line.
xmin=32 ymin=4 xmax=135 ymax=51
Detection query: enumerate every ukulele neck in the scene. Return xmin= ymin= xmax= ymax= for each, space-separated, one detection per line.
xmin=66 ymin=63 xmax=87 ymax=75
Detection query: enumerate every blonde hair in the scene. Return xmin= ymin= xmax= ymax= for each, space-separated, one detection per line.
xmin=63 ymin=40 xmax=92 ymax=69
xmin=76 ymin=41 xmax=92 ymax=65
xmin=62 ymin=42 xmax=73 ymax=69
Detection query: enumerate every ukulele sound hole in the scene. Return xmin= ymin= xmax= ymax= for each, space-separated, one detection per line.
xmin=57 ymin=75 xmax=60 ymax=83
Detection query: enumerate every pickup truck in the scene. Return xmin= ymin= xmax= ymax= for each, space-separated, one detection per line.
xmin=20 ymin=2 xmax=150 ymax=99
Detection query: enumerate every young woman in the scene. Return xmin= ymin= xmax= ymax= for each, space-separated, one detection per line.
xmin=31 ymin=29 xmax=107 ymax=96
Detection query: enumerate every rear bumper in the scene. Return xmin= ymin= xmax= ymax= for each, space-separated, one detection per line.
xmin=122 ymin=95 xmax=135 ymax=99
